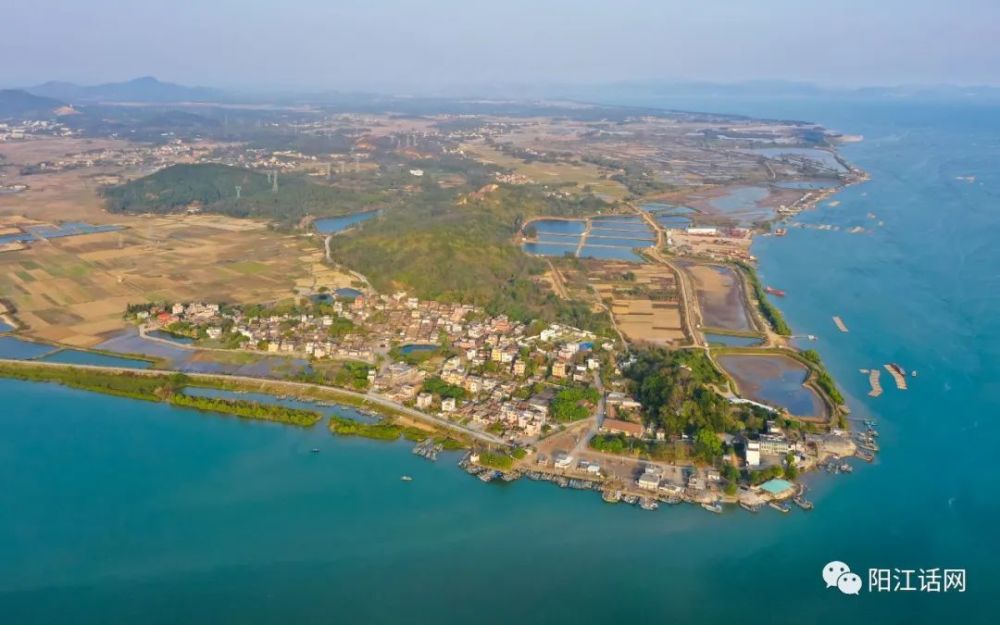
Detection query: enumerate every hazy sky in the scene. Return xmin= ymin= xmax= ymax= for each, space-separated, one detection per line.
xmin=3 ymin=0 xmax=999 ymax=91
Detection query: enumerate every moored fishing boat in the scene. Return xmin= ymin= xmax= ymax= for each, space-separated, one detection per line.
xmin=701 ymin=501 xmax=723 ymax=514
xmin=769 ymin=501 xmax=791 ymax=513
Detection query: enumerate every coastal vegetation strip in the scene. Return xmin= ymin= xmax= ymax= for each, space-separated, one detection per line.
xmin=169 ymin=393 xmax=322 ymax=427
xmin=328 ymin=414 xmax=427 ymax=441
xmin=734 ymin=261 xmax=792 ymax=336
xmin=798 ymin=349 xmax=846 ymax=405
xmin=0 ymin=361 xmax=324 ymax=426
xmin=475 ymin=450 xmax=515 ymax=470
xmin=0 ymin=360 xmax=173 ymax=402
xmin=0 ymin=360 xmax=471 ymax=440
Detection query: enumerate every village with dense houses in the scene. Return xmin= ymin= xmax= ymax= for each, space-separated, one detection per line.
xmin=125 ymin=283 xmax=863 ymax=514
xmin=127 ymin=288 xmax=631 ymax=445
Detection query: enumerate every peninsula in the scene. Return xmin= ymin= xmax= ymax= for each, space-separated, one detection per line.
xmin=0 ymin=90 xmax=875 ymax=514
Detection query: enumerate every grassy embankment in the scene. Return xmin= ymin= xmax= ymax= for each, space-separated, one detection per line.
xmin=734 ymin=261 xmax=792 ymax=336
xmin=0 ymin=362 xmax=322 ymax=426
xmin=328 ymin=414 xmax=429 ymax=442
xmin=0 ymin=361 xmax=470 ymax=444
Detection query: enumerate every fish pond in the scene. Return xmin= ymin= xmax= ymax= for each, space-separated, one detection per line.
xmin=708 ymin=186 xmax=773 ymax=223
xmin=523 ymin=216 xmax=653 ymax=262
xmin=0 ymin=222 xmax=122 ymax=246
xmin=314 ymin=211 xmax=378 ymax=234
xmin=399 ymin=344 xmax=438 ymax=355
xmin=37 ymin=349 xmax=154 ymax=369
xmin=0 ymin=336 xmax=58 ymax=360
xmin=717 ymin=353 xmax=825 ymax=417
xmin=704 ymin=333 xmax=763 ymax=347
xmin=751 ymin=147 xmax=846 ymax=172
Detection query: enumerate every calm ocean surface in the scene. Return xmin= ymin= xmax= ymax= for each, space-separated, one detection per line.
xmin=1 ymin=98 xmax=997 ymax=623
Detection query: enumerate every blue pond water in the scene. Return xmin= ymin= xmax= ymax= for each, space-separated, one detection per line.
xmin=752 ymin=147 xmax=846 ymax=172
xmin=710 ymin=186 xmax=770 ymax=213
xmin=313 ymin=210 xmax=378 ymax=234
xmin=336 ymin=287 xmax=362 ymax=299
xmin=717 ymin=354 xmax=824 ymax=416
xmin=95 ymin=327 xmax=311 ymax=379
xmin=530 ymin=219 xmax=586 ymax=235
xmin=775 ymin=180 xmax=839 ymax=190
xmin=0 ymin=336 xmax=58 ymax=360
xmin=0 ymin=222 xmax=122 ymax=245
xmin=38 ymin=349 xmax=153 ymax=369
xmin=147 ymin=329 xmax=195 ymax=345
xmin=589 ymin=225 xmax=655 ymax=236
xmin=525 ymin=216 xmax=654 ymax=260
xmin=579 ymin=246 xmax=645 ymax=262
xmin=0 ymin=320 xmax=13 ymax=333
xmin=399 ymin=343 xmax=437 ymax=355
xmin=655 ymin=215 xmax=693 ymax=228
xmin=522 ymin=242 xmax=578 ymax=257
xmin=704 ymin=333 xmax=764 ymax=347
xmin=584 ymin=236 xmax=654 ymax=248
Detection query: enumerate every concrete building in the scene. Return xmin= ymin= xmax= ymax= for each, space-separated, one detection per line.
xmin=637 ymin=468 xmax=661 ymax=490
xmin=416 ymin=392 xmax=433 ymax=409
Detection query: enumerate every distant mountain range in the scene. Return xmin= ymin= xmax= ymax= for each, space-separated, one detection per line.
xmin=27 ymin=76 xmax=223 ymax=103
xmin=8 ymin=76 xmax=1000 ymax=117
xmin=0 ymin=89 xmax=66 ymax=119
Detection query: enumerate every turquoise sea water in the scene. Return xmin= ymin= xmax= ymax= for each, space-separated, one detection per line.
xmin=1 ymin=99 xmax=998 ymax=623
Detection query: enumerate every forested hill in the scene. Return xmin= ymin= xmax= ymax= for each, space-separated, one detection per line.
xmin=0 ymin=89 xmax=64 ymax=119
xmin=102 ymin=164 xmax=367 ymax=225
xmin=105 ymin=162 xmax=615 ymax=332
xmin=328 ymin=185 xmax=613 ymax=332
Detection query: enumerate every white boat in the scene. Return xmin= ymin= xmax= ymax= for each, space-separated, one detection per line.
xmin=401 ymin=475 xmax=413 ymax=482
xmin=701 ymin=501 xmax=723 ymax=514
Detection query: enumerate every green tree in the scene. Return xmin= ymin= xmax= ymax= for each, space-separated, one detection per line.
xmin=693 ymin=427 xmax=723 ymax=462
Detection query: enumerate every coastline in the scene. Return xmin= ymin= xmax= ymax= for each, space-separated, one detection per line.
xmin=0 ymin=132 xmax=870 ymax=517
